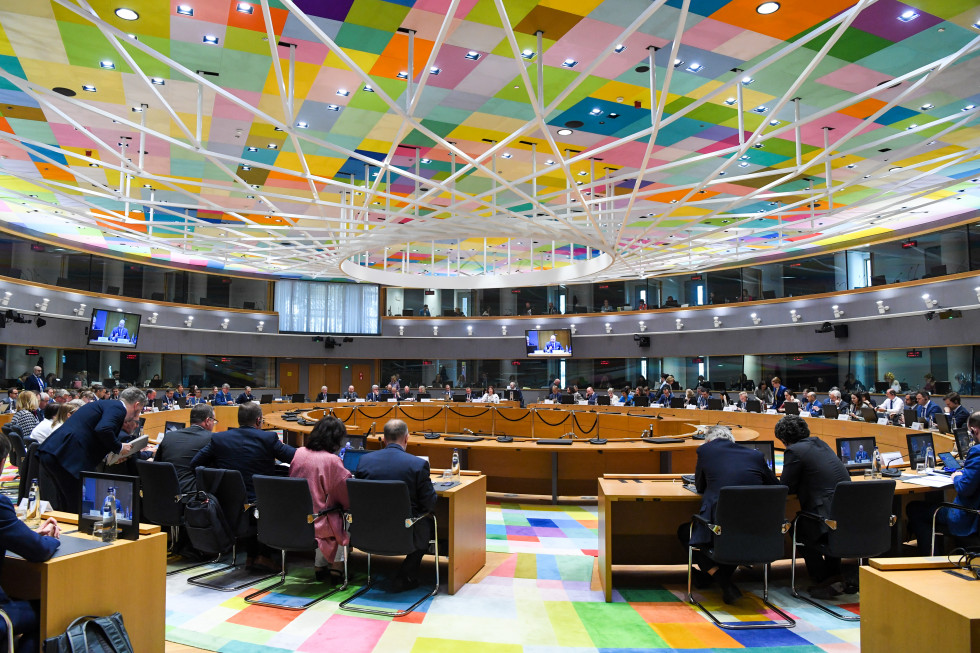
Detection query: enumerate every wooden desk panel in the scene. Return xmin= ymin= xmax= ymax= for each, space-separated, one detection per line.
xmin=494 ymin=408 xmax=534 ymax=438
xmin=432 ymin=473 xmax=487 ymax=595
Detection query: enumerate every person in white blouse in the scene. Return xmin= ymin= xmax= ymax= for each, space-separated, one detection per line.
xmin=876 ymin=388 xmax=905 ymax=424
xmin=477 ymin=386 xmax=500 ymax=404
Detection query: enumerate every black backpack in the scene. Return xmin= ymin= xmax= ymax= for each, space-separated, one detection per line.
xmin=183 ymin=471 xmax=234 ymax=555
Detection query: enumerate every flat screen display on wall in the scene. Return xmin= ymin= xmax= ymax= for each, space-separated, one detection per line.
xmin=526 ymin=328 xmax=573 ymax=358
xmin=88 ymin=309 xmax=141 ymax=348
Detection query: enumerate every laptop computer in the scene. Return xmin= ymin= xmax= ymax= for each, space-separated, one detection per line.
xmin=955 ymin=427 xmax=973 ymax=460
xmin=903 ymin=408 xmax=917 ymax=428
xmin=739 ymin=441 xmax=775 ymax=471
xmin=452 ymin=394 xmax=469 ymax=402
xmin=163 ymin=421 xmax=185 ymax=433
xmin=906 ymin=432 xmax=935 ymax=466
xmin=669 ymin=397 xmax=686 ymax=409
xmin=342 ymin=449 xmax=369 ymax=473
xmin=596 ymin=395 xmax=611 ymax=406
xmin=745 ymin=399 xmax=762 ymax=413
xmin=860 ymin=406 xmax=878 ymax=423
xmin=706 ymin=398 xmax=723 ymax=411
xmin=783 ymin=402 xmax=800 ymax=415
xmin=934 ymin=413 xmax=952 ymax=434
xmin=835 ymin=436 xmax=876 ymax=470
xmin=822 ymin=403 xmax=839 ymax=419
xmin=291 ymin=393 xmax=306 ymax=403
xmin=558 ymin=395 xmax=574 ymax=404
xmin=633 ymin=395 xmax=650 ymax=407
xmin=260 ymin=394 xmax=273 ymax=404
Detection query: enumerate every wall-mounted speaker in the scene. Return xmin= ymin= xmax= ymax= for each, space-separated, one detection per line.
xmin=833 ymin=324 xmax=849 ymax=338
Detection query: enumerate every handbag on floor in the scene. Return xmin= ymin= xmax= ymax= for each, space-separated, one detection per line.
xmin=43 ymin=613 xmax=134 ymax=653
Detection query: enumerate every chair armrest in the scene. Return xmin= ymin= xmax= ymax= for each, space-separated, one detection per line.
xmin=936 ymin=502 xmax=980 ymax=516
xmin=795 ymin=510 xmax=836 ymax=530
xmin=692 ymin=513 xmax=721 ymax=535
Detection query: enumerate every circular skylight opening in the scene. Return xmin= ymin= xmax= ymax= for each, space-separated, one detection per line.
xmin=756 ymin=2 xmax=780 ymax=14
xmin=114 ymin=8 xmax=139 ymax=20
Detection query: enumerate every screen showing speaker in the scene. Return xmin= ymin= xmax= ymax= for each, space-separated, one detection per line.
xmin=526 ymin=329 xmax=573 ymax=357
xmin=88 ymin=309 xmax=141 ymax=348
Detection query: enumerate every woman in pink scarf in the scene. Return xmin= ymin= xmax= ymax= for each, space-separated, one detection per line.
xmin=288 ymin=417 xmax=351 ymax=582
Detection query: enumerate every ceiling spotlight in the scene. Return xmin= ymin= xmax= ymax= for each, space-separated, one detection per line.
xmin=752 ymin=105 xmax=769 ymax=113
xmin=751 ymin=313 xmax=762 ymax=325
xmin=432 ymin=325 xmax=439 ymax=336
xmin=724 ymin=97 xmax=736 ymax=105
xmin=114 ymin=8 xmax=139 ymax=20
xmin=501 ymin=152 xmax=512 ymax=158
xmin=266 ymin=143 xmax=278 ymax=149
xmin=545 ymin=159 xmax=555 ymax=165
xmin=521 ymin=48 xmax=535 ymax=60
xmin=150 ymin=77 xmax=165 ymax=85
xmin=220 ymin=318 xmax=230 ymax=330
xmin=501 ymin=325 xmax=507 ymax=335
xmin=147 ymin=312 xmax=158 ymax=324
xmin=561 ymin=58 xmax=578 ymax=68
xmin=72 ymin=303 xmax=87 ymax=316
xmin=202 ymin=34 xmax=219 ymax=45
xmin=922 ymin=293 xmax=938 ymax=308
xmin=398 ymin=325 xmax=405 ymax=336
xmin=675 ymin=318 xmax=684 ymax=330
xmin=833 ymin=305 xmax=844 ymax=318
xmin=605 ymin=323 xmax=612 ymax=334
xmin=420 ymin=158 xmax=431 ymax=164
xmin=326 ymin=104 xmax=340 ymax=111
xmin=82 ymin=85 xmax=97 ymax=92
xmin=256 ymin=321 xmax=264 ymax=332
xmin=336 ymin=89 xmax=350 ymax=97
xmin=429 ymin=66 xmax=441 ymax=75
xmin=876 ymin=300 xmax=889 ymax=314
xmin=638 ymin=321 xmax=647 ymax=332
xmin=237 ymin=2 xmax=253 ymax=13
xmin=295 ymin=122 xmax=308 ymax=129
xmin=363 ymin=84 xmax=374 ymax=92
xmin=921 ymin=103 xmax=933 ymax=110
xmin=99 ymin=60 xmax=115 ymax=69
xmin=464 ymin=51 xmax=481 ymax=61
xmin=790 ymin=309 xmax=802 ymax=323
xmin=614 ymin=43 xmax=627 ymax=53
xmin=557 ymin=128 xmax=573 ymax=136
xmin=686 ymin=62 xmax=703 ymax=73
xmin=898 ymin=9 xmax=919 ymax=22
xmin=184 ymin=316 xmax=194 ymax=327
xmin=246 ymin=146 xmax=258 ymax=152
xmin=0 ymin=292 xmax=10 ymax=307
xmin=742 ymin=76 xmax=754 ymax=84
xmin=176 ymin=4 xmax=193 ymax=15
xmin=396 ymin=71 xmax=408 ymax=79
xmin=34 ymin=298 xmax=49 ymax=311
xmin=756 ymin=1 xmax=780 ymax=13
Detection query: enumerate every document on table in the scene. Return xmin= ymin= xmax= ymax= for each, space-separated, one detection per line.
xmin=900 ymin=474 xmax=954 ymax=488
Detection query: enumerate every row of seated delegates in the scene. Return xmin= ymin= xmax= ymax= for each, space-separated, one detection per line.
xmin=678 ymin=416 xmax=859 ymax=605
xmin=413 ymin=305 xmax=465 ymax=317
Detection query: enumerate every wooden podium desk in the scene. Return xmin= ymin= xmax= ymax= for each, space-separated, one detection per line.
xmin=860 ymin=565 xmax=980 ymax=652
xmin=432 ymin=472 xmax=487 ymax=595
xmin=597 ymin=475 xmax=946 ymax=602
xmin=1 ymin=512 xmax=166 ymax=652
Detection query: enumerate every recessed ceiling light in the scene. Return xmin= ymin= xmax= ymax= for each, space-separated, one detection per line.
xmin=520 ymin=49 xmax=535 ymax=60
xmin=115 ymin=8 xmax=139 ymax=20
xmin=246 ymin=194 xmax=254 ymax=199
xmin=420 ymin=158 xmax=431 ymax=164
xmin=464 ymin=51 xmax=480 ymax=61
xmin=738 ymin=161 xmax=749 ymax=167
xmin=202 ymin=34 xmax=219 ymax=45
xmin=686 ymin=62 xmax=703 ymax=73
xmin=609 ymin=112 xmax=619 ymax=118
xmin=768 ymin=119 xmax=780 ymax=125
xmin=741 ymin=76 xmax=754 ymax=84
xmin=131 ymin=106 xmax=144 ymax=112
xmin=577 ymin=171 xmax=587 ymax=176
xmin=752 ymin=105 xmax=768 ymax=113
xmin=429 ymin=66 xmax=441 ymax=75
xmin=336 ymin=89 xmax=349 ymax=97
xmin=756 ymin=2 xmax=780 ymax=14
xmin=673 ymin=58 xmax=684 ymax=68
xmin=296 ymin=121 xmax=308 ymax=129
xmin=724 ymin=97 xmax=736 ymax=105
xmin=362 ymin=84 xmax=374 ymax=92
xmin=898 ymin=9 xmax=919 ymax=22
xmin=396 ymin=71 xmax=408 ymax=79
xmin=557 ymin=128 xmax=573 ymax=135
xmin=236 ymin=2 xmax=253 ymax=13
xmin=241 ymin=164 xmax=252 ymax=171
xmin=576 ymin=181 xmax=583 ymax=185
xmin=82 ymin=85 xmax=96 ymax=92
xmin=99 ymin=60 xmax=115 ymax=69
xmin=889 ymin=166 xmax=902 ymax=171
xmin=501 ymin=153 xmax=512 ymax=158
xmin=907 ymin=123 xmax=917 ymax=130
xmin=561 ymin=58 xmax=578 ymax=68
xmin=326 ymin=104 xmax=340 ymax=111
xmin=964 ymin=104 xmax=976 ymax=111
xmin=614 ymin=43 xmax=627 ymax=53
xmin=267 ymin=143 xmax=277 ymax=149
xmin=273 ymin=126 xmax=283 ymax=131
xmin=589 ymin=107 xmax=602 ymax=115
xmin=846 ymin=163 xmax=856 ymax=168
xmin=89 ymin=163 xmax=100 ymax=167
xmin=920 ymin=103 xmax=933 ymax=110
xmin=545 ymin=159 xmax=555 ymax=165
xmin=176 ymin=4 xmax=193 ymax=15
xmin=150 ymin=77 xmax=165 ymax=85
xmin=246 ymin=146 xmax=258 ymax=152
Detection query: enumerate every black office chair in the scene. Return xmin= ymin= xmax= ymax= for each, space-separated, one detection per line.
xmin=244 ymin=476 xmax=347 ymax=610
xmin=186 ymin=468 xmax=277 ymax=591
xmin=339 ymin=479 xmax=438 ymax=617
xmin=136 ymin=461 xmax=214 ymax=575
xmin=687 ymin=485 xmax=794 ymax=630
xmin=931 ymin=502 xmax=980 ymax=555
xmin=791 ymin=480 xmax=896 ymax=620
xmin=15 ymin=442 xmax=38 ymax=503
xmin=1 ymin=425 xmax=26 ymax=469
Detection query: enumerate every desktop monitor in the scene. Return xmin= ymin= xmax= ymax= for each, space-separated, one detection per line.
xmin=836 ymin=436 xmax=876 ymax=468
xmin=783 ymin=402 xmax=800 ymax=415
xmin=874 ymin=382 xmax=890 ymax=393
xmin=706 ymin=398 xmax=723 ymax=411
xmin=933 ymin=413 xmax=951 ymax=434
xmin=822 ymin=403 xmax=839 ymax=419
xmin=745 ymin=399 xmax=762 ymax=413
xmin=935 ymin=381 xmax=952 ymax=395
xmin=712 ymin=381 xmax=726 ymax=391
xmin=558 ymin=395 xmax=574 ymax=404
xmin=906 ymin=432 xmax=935 ymax=466
xmin=505 ymin=389 xmax=521 ymax=402
xmin=416 ymin=393 xmax=431 ymax=400
xmin=633 ymin=395 xmax=651 ymax=407
xmin=78 ymin=471 xmax=140 ymax=541
xmin=596 ymin=395 xmax=611 ymax=406
xmin=452 ymin=394 xmax=468 ymax=402
xmin=344 ymin=435 xmax=367 ymax=450
xmin=860 ymin=406 xmax=878 ymax=423
xmin=260 ymin=394 xmax=273 ymax=404
xmin=955 ymin=428 xmax=974 ymax=460
xmin=669 ymin=397 xmax=686 ymax=409
xmin=739 ymin=441 xmax=775 ymax=471
xmin=525 ymin=328 xmax=572 ymax=358
xmin=163 ymin=421 xmax=185 ymax=433
xmin=401 ymin=309 xmax=414 ymax=317
xmin=291 ymin=393 xmax=306 ymax=403
xmin=88 ymin=308 xmax=141 ymax=348
xmin=903 ymin=408 xmax=917 ymax=428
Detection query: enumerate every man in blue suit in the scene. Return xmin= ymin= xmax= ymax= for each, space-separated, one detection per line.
xmin=235 ymin=386 xmax=256 ymax=404
xmin=543 ymin=335 xmax=563 ymax=353
xmin=355 ymin=419 xmax=437 ymax=593
xmin=109 ymin=319 xmax=130 ymax=343
xmin=770 ymin=376 xmax=788 ymax=411
xmin=803 ymin=391 xmax=823 ymax=417
xmin=366 ymin=385 xmax=382 ymax=402
xmin=213 ymin=383 xmax=234 ymax=405
xmin=0 ymin=434 xmax=61 ymax=653
xmin=908 ymin=411 xmax=980 ymax=554
xmin=38 ymin=386 xmax=147 ymax=511
xmin=23 ymin=366 xmax=44 ymax=395
xmin=679 ymin=425 xmax=778 ymax=604
xmin=914 ymin=390 xmax=942 ymax=424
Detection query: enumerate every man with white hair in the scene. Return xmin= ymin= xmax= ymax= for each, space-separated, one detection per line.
xmin=52 ymin=389 xmax=70 ymax=404
xmin=366 ymin=385 xmax=382 ymax=402
xmin=315 ymin=385 xmax=330 ymax=402
xmin=679 ymin=425 xmax=778 ymax=604
xmin=825 ymin=389 xmax=845 ymax=413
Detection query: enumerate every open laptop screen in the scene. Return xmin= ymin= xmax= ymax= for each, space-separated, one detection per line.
xmin=739 ymin=441 xmax=775 ymax=471
xmin=836 ymin=436 xmax=876 ymax=468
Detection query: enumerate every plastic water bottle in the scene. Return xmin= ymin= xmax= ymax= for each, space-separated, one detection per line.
xmin=101 ymin=487 xmax=117 ymax=542
xmin=872 ymin=446 xmax=882 ymax=479
xmin=451 ymin=449 xmax=460 ymax=481
xmin=925 ymin=446 xmax=936 ymax=471
xmin=25 ymin=478 xmax=41 ymax=528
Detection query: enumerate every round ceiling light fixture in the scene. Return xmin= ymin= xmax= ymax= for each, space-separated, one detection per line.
xmin=756 ymin=2 xmax=780 ymax=14
xmin=557 ymin=128 xmax=573 ymax=136
xmin=114 ymin=8 xmax=139 ymax=20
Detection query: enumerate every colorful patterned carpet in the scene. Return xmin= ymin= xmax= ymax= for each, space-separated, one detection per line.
xmin=164 ymin=499 xmax=861 ymax=652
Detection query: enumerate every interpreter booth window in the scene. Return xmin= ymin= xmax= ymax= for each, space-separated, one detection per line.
xmin=276 ymin=280 xmax=380 ymax=334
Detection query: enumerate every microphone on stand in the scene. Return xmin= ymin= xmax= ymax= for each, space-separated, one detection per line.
xmin=463 ymin=428 xmax=475 ymax=435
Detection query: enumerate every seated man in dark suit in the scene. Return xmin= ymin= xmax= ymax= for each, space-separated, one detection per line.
xmin=678 ymin=425 xmax=778 ymax=604
xmin=154 ymin=404 xmax=217 ymax=494
xmin=908 ymin=411 xmax=980 ymax=555
xmin=0 ymin=434 xmax=61 ymax=653
xmin=161 ymin=388 xmax=179 ymax=410
xmin=38 ymin=386 xmax=147 ymax=511
xmin=235 ymin=386 xmax=256 ymax=404
xmin=365 ymin=385 xmax=382 ymax=402
xmin=213 ymin=384 xmax=234 ymax=406
xmin=315 ymin=386 xmax=330 ymax=402
xmin=355 ymin=419 xmax=437 ymax=592
xmin=945 ymin=392 xmax=971 ymax=429
xmin=189 ymin=402 xmax=296 ymax=570
xmin=775 ymin=415 xmax=852 ymax=598
xmin=343 ymin=385 xmax=359 ymax=401
xmin=659 ymin=386 xmax=675 ymax=407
